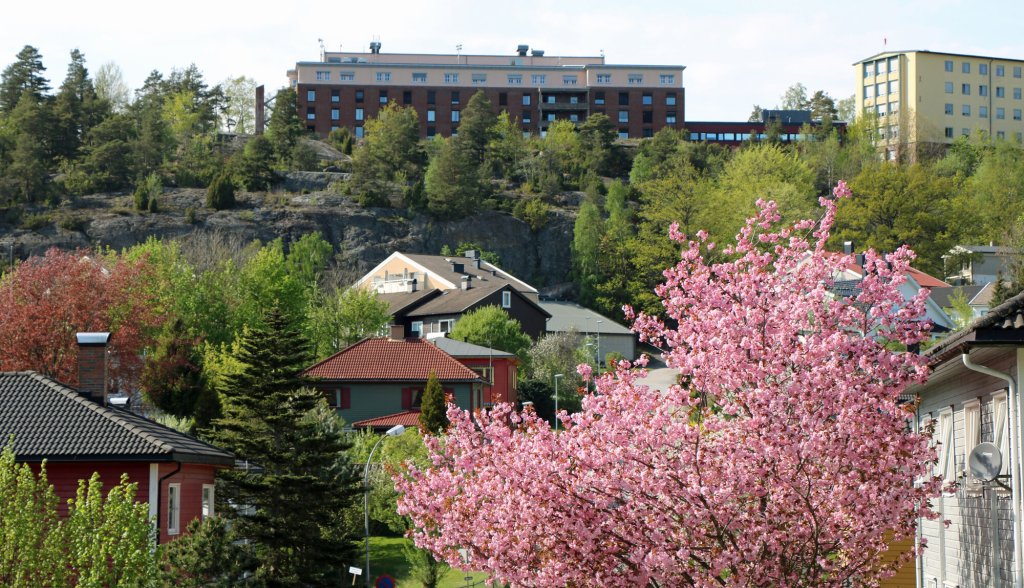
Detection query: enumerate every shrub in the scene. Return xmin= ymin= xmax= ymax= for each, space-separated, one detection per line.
xmin=184 ymin=206 xmax=196 ymax=223
xmin=513 ymin=196 xmax=551 ymax=232
xmin=206 ymin=173 xmax=236 ymax=210
xmin=21 ymin=212 xmax=51 ymax=230
xmin=133 ymin=173 xmax=162 ymax=212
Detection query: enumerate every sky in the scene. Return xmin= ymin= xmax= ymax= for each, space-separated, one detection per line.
xmin=3 ymin=0 xmax=1024 ymax=121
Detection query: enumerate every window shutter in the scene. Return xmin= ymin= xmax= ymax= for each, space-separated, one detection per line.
xmin=402 ymin=387 xmax=412 ymax=409
xmin=963 ymin=399 xmax=981 ymax=489
xmin=341 ymin=387 xmax=351 ymax=410
xmin=993 ymin=392 xmax=1009 ymax=477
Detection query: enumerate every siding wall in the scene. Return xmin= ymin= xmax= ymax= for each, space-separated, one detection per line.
xmin=915 ymin=346 xmax=1018 ymax=587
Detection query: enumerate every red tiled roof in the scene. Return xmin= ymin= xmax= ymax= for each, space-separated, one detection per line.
xmin=821 ymin=251 xmax=950 ymax=288
xmin=352 ymin=410 xmax=422 ymax=429
xmin=302 ymin=338 xmax=481 ymax=381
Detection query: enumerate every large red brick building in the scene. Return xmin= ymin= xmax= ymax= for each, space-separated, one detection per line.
xmin=288 ymin=43 xmax=684 ymax=139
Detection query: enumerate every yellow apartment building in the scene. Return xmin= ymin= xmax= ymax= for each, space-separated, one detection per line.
xmin=854 ymin=50 xmax=1024 ymax=160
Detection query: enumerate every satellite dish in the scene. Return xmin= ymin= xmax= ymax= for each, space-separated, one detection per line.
xmin=969 ymin=442 xmax=1003 ymax=482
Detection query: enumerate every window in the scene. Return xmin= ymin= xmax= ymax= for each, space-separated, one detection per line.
xmin=522 ymin=94 xmax=531 ymax=106
xmin=618 ymin=110 xmax=629 ymax=123
xmin=875 ymin=61 xmax=883 ymax=76
xmin=410 ymin=321 xmax=423 ymax=337
xmin=502 ymin=291 xmax=511 ymax=308
xmin=980 ymin=106 xmax=988 ymax=118
xmin=962 ymin=83 xmax=971 ymax=95
xmin=507 ymin=74 xmax=523 ymax=85
xmin=426 ymin=109 xmax=435 ymax=122
xmin=618 ymin=129 xmax=628 ymax=139
xmin=355 ymin=90 xmax=364 ymax=102
xmin=167 ymin=483 xmax=181 ymax=535
xmin=403 ymin=90 xmax=412 ymax=105
xmin=202 ymin=484 xmax=215 ymax=519
xmin=642 ymin=93 xmax=653 ymax=105
xmin=379 ymin=91 xmax=388 ymax=104
xmin=427 ymin=90 xmax=436 ymax=105
xmin=451 ymin=91 xmax=460 ymax=105
xmin=888 ymin=56 xmax=898 ymax=73
xmin=472 ymin=366 xmax=494 ymax=385
xmin=962 ymin=104 xmax=971 ymax=116
xmin=531 ymin=74 xmax=546 ymax=85
xmin=331 ymin=108 xmax=339 ymax=120
xmin=472 ymin=73 xmax=487 ymax=84
xmin=876 ymin=83 xmax=886 ymax=97
xmin=499 ymin=92 xmax=507 ymax=106
xmin=522 ymin=112 xmax=532 ymax=124
xmin=546 ymin=113 xmax=556 ymax=122
xmin=594 ymin=91 xmax=605 ymax=105
xmin=876 ymin=104 xmax=886 ymax=117
xmin=994 ymin=392 xmax=1010 ymax=478
xmin=597 ymin=73 xmax=611 ymax=84
xmin=546 ymin=95 xmax=555 ymax=104
xmin=1016 ymin=88 xmax=1022 ymax=100
xmin=569 ymin=96 xmax=579 ymax=104
xmin=444 ymin=72 xmax=459 ymax=84
xmin=666 ymin=93 xmax=677 ymax=106
xmin=355 ymin=126 xmax=364 ymax=138
xmin=888 ymin=80 xmax=898 ymax=95
xmin=944 ymin=82 xmax=954 ymax=94
xmin=980 ymin=85 xmax=989 ymax=97
xmin=427 ymin=126 xmax=436 ymax=138
xmin=1015 ymin=109 xmax=1022 ymax=121
xmin=962 ymin=62 xmax=971 ymax=74
xmin=997 ymin=86 xmax=1005 ymax=98
xmin=863 ymin=85 xmax=873 ymax=99
xmin=642 ymin=110 xmax=653 ymax=123
xmin=306 ymin=90 xmax=316 ymax=102
xmin=412 ymin=72 xmax=427 ymax=83
xmin=376 ymin=72 xmax=391 ymax=82
xmin=945 ymin=103 xmax=953 ymax=115
xmin=980 ymin=63 xmax=989 ymax=75
xmin=935 ymin=409 xmax=955 ymax=489
xmin=331 ymin=90 xmax=339 ymax=103
xmin=306 ymin=108 xmax=315 ymax=120
xmin=563 ymin=75 xmax=577 ymax=86
xmin=452 ymin=110 xmax=460 ymax=122
xmin=945 ymin=127 xmax=954 ymax=138
xmin=569 ymin=113 xmax=578 ymax=122
xmin=997 ymin=65 xmax=1005 ymax=77
xmin=666 ymin=112 xmax=677 ymax=124
xmin=355 ymin=108 xmax=364 ymax=121
xmin=316 ymin=70 xmax=330 ymax=81
xmin=997 ymin=107 xmax=1005 ymax=119
xmin=438 ymin=319 xmax=454 ymax=333
xmin=628 ymin=74 xmax=643 ymax=85
xmin=1016 ymin=66 xmax=1023 ymax=78
xmin=864 ymin=63 xmax=873 ymax=78
xmin=618 ymin=92 xmax=629 ymax=106
xmin=339 ymin=72 xmax=355 ymax=81
xmin=660 ymin=74 xmax=675 ymax=85
xmin=998 ymin=131 xmax=1005 ymax=140
xmin=962 ymin=128 xmax=970 ymax=136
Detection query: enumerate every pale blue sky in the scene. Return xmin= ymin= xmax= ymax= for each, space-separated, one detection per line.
xmin=3 ymin=0 xmax=1023 ymax=121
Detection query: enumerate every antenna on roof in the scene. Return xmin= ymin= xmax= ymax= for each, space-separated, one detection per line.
xmin=456 ymin=43 xmax=463 ymax=65
xmin=318 ymin=38 xmax=326 ymax=61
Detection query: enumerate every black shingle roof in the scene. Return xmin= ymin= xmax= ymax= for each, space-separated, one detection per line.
xmin=0 ymin=372 xmax=234 ymax=465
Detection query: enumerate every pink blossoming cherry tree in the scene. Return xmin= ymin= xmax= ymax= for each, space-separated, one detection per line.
xmin=394 ymin=182 xmax=943 ymax=587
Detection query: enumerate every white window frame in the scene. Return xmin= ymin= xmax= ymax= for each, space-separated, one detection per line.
xmin=935 ymin=408 xmax=955 ymax=493
xmin=993 ymin=391 xmax=1010 ymax=482
xmin=411 ymin=321 xmax=423 ymax=337
xmin=502 ymin=291 xmax=511 ymax=308
xmin=168 ymin=483 xmax=181 ymax=535
xmin=201 ymin=484 xmax=215 ymax=519
xmin=438 ymin=319 xmax=455 ymax=333
xmin=376 ymin=72 xmax=391 ymax=82
xmin=412 ymin=72 xmax=427 ymax=83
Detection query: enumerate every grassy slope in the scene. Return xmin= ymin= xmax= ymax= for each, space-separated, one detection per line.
xmin=366 ymin=536 xmax=490 ymax=587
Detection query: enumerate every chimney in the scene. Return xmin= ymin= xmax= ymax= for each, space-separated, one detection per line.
xmin=76 ymin=332 xmax=111 ymax=405
xmin=389 ymin=324 xmax=406 ymax=340
xmin=406 ymin=277 xmax=417 ymax=293
xmin=843 ymin=241 xmax=854 ymax=255
xmin=461 ymin=275 xmax=472 ymax=290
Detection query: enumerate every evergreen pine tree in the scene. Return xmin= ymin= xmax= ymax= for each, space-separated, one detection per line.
xmin=266 ymin=87 xmax=303 ymax=165
xmin=418 ymin=371 xmax=449 ymax=435
xmin=0 ymin=45 xmax=50 ymax=113
xmin=205 ymin=172 xmax=235 ymax=210
xmin=207 ymin=306 xmax=361 ymax=586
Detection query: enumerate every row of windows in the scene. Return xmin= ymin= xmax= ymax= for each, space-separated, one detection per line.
xmin=690 ymin=131 xmax=810 ymax=142
xmin=863 ymin=81 xmax=900 ymax=98
xmin=312 ymin=106 xmax=677 ymax=126
xmin=945 ymin=127 xmax=1024 ymax=141
xmin=944 ymin=103 xmax=1023 ymax=120
xmin=943 ymin=83 xmax=1023 ymax=99
xmin=862 ymin=57 xmax=900 ymax=78
xmin=311 ymin=70 xmax=677 ymax=86
xmin=307 ymin=88 xmax=680 ymax=108
xmin=944 ymin=60 xmax=1024 ymax=78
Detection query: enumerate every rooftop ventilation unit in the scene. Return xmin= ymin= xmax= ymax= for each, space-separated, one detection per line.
xmin=531 ymin=49 xmax=545 ymax=57
xmin=517 ymin=44 xmax=529 ymax=57
xmin=369 ymin=41 xmax=382 ymax=54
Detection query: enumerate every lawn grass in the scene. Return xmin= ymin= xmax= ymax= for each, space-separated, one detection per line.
xmin=363 ymin=536 xmax=490 ymax=587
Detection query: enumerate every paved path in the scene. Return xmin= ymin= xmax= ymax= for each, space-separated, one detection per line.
xmin=637 ymin=366 xmax=678 ymax=392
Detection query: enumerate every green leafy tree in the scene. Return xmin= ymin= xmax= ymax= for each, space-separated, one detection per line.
xmin=133 ymin=172 xmax=162 ymax=211
xmin=573 ymin=200 xmax=604 ymax=300
xmin=207 ymin=306 xmax=361 ymax=586
xmin=266 ymin=87 xmax=303 ymax=165
xmin=305 ymin=287 xmax=391 ymax=360
xmin=94 ymin=61 xmax=130 ymax=112
xmin=351 ymin=103 xmax=423 ymax=191
xmin=450 ymin=305 xmax=532 ymax=363
xmin=516 ymin=379 xmax=555 ymax=423
xmin=526 ymin=328 xmax=588 ymax=400
xmin=513 ymin=195 xmax=551 ymax=231
xmin=418 ymin=371 xmax=449 ymax=435
xmin=404 ymin=542 xmax=451 ymax=588
xmin=219 ymin=75 xmax=257 ymax=133
xmin=0 ymin=45 xmax=50 ymax=113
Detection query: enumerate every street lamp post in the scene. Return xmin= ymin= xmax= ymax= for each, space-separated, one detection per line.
xmin=364 ymin=424 xmax=405 ymax=587
xmin=553 ymin=374 xmax=563 ymax=431
xmin=595 ymin=320 xmax=603 ymax=370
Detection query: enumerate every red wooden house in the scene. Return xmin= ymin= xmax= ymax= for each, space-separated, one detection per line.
xmin=430 ymin=336 xmax=519 ymax=407
xmin=0 ymin=333 xmax=235 ymax=543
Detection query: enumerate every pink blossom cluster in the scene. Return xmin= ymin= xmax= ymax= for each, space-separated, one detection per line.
xmin=394 ymin=182 xmax=942 ymax=587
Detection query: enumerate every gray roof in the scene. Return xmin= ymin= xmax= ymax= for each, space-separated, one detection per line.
xmin=926 ymin=290 xmax=1024 ymax=363
xmin=930 ymin=285 xmax=987 ymax=309
xmin=429 ymin=336 xmax=516 ymax=358
xmin=540 ymin=301 xmax=633 ymax=335
xmin=405 ymin=285 xmax=550 ymax=319
xmin=376 ymin=289 xmax=441 ymax=316
xmin=401 ymin=253 xmax=537 ymax=294
xmin=0 ymin=372 xmax=234 ymax=465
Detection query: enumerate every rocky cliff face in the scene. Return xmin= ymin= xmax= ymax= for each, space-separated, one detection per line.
xmin=0 ymin=183 xmax=576 ymax=295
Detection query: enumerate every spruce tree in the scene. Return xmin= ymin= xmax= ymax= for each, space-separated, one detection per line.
xmin=266 ymin=87 xmax=303 ymax=165
xmin=0 ymin=45 xmax=50 ymax=113
xmin=418 ymin=371 xmax=449 ymax=435
xmin=207 ymin=306 xmax=361 ymax=586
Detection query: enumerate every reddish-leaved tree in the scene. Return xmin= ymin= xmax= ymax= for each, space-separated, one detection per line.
xmin=394 ymin=183 xmax=943 ymax=587
xmin=0 ymin=248 xmax=163 ymax=391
